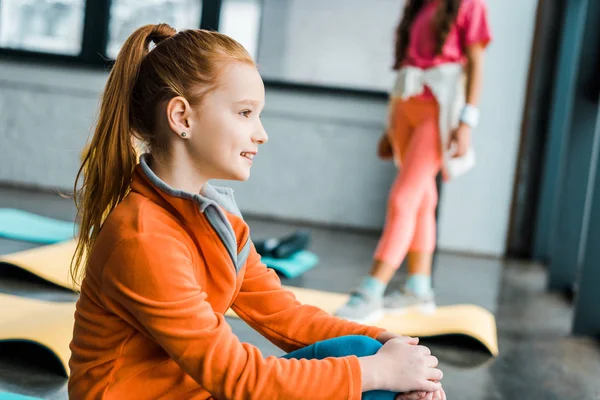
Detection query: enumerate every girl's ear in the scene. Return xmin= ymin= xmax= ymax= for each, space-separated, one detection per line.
xmin=166 ymin=96 xmax=193 ymax=139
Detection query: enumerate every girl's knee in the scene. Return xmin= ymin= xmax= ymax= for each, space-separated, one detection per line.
xmin=388 ymin=192 xmax=419 ymax=216
xmin=419 ymin=190 xmax=438 ymax=213
xmin=345 ymin=335 xmax=381 ymax=357
xmin=424 ymin=182 xmax=439 ymax=206
xmin=314 ymin=335 xmax=381 ymax=358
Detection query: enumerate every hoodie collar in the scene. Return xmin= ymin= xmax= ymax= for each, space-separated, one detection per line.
xmin=131 ymin=153 xmax=242 ymax=217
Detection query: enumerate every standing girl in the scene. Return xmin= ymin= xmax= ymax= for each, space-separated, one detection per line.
xmin=336 ymin=0 xmax=492 ymax=323
xmin=67 ymin=24 xmax=446 ymax=399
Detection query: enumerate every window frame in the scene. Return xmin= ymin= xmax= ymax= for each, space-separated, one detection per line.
xmin=0 ymin=0 xmax=387 ymax=99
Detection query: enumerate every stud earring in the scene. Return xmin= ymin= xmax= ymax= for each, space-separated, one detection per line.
xmin=181 ymin=132 xmax=187 ymax=138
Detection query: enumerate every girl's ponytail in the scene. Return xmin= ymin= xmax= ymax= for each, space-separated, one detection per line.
xmin=70 ymin=24 xmax=175 ymax=286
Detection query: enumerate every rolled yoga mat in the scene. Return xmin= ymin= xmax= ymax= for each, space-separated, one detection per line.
xmin=0 ymin=209 xmax=77 ymax=244
xmin=0 ymin=241 xmax=499 ymax=358
xmin=0 ymin=293 xmax=74 ymax=376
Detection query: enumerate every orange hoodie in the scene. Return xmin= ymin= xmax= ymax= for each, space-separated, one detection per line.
xmin=69 ymin=154 xmax=384 ymax=399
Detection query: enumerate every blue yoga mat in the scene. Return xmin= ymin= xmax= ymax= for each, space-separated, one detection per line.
xmin=0 ymin=393 xmax=43 ymax=400
xmin=0 ymin=208 xmax=77 ymax=244
xmin=262 ymin=251 xmax=319 ymax=279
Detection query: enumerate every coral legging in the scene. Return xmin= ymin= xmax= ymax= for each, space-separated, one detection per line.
xmin=374 ymin=97 xmax=442 ymax=266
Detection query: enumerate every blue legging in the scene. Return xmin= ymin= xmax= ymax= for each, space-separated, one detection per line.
xmin=282 ymin=335 xmax=396 ymax=399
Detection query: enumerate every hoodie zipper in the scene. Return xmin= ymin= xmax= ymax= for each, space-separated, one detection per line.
xmin=203 ymin=204 xmax=239 ymax=274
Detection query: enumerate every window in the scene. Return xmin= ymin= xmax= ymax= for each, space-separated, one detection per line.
xmin=255 ymin=0 xmax=403 ymax=92
xmin=106 ymin=0 xmax=203 ymax=59
xmin=0 ymin=0 xmax=392 ymax=96
xmin=0 ymin=0 xmax=86 ymax=55
xmin=219 ymin=0 xmax=262 ymax=61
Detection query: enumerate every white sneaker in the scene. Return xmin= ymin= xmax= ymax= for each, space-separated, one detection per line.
xmin=334 ymin=288 xmax=385 ymax=325
xmin=383 ymin=288 xmax=436 ymax=315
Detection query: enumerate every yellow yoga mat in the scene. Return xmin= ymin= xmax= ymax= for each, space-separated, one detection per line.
xmin=0 ymin=240 xmax=79 ymax=291
xmin=0 ymin=240 xmax=499 ymax=367
xmin=0 ymin=291 xmax=497 ymax=379
xmin=225 ymin=286 xmax=499 ymax=356
xmin=0 ymin=293 xmax=74 ymax=376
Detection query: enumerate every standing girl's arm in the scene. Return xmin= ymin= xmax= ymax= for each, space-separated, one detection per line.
xmin=464 ymin=42 xmax=486 ymax=106
xmin=448 ymin=0 xmax=493 ymax=157
xmin=449 ymin=42 xmax=486 ymax=157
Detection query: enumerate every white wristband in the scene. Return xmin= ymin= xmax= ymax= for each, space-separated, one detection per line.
xmin=460 ymin=104 xmax=480 ymax=128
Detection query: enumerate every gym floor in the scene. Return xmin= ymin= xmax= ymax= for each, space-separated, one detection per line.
xmin=0 ymin=186 xmax=599 ymax=399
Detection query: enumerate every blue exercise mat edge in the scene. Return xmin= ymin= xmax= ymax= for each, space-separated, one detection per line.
xmin=0 ymin=208 xmax=77 ymax=244
xmin=261 ymin=250 xmax=319 ymax=279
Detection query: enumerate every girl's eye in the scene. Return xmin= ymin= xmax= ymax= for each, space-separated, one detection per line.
xmin=240 ymin=110 xmax=251 ymax=118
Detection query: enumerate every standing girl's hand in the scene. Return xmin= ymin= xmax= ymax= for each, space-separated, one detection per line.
xmin=448 ymin=123 xmax=471 ymax=158
xmin=378 ymin=132 xmax=394 ymax=160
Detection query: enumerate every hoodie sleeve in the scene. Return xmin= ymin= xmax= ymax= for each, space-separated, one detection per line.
xmin=101 ymin=233 xmax=364 ymax=400
xmin=231 ymin=241 xmax=385 ymax=353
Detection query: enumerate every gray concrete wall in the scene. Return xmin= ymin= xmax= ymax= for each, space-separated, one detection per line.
xmin=0 ymin=62 xmax=105 ymax=190
xmin=0 ymin=58 xmax=395 ymax=230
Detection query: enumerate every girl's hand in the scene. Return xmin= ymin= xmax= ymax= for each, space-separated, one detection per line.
xmin=448 ymin=123 xmax=471 ymax=158
xmin=396 ymin=391 xmax=428 ymax=400
xmin=422 ymin=387 xmax=447 ymax=400
xmin=377 ymin=331 xmax=418 ymax=345
xmin=395 ymin=387 xmax=446 ymax=400
xmin=378 ymin=132 xmax=394 ymax=160
xmin=377 ymin=333 xmax=445 ymax=400
xmin=359 ymin=337 xmax=443 ymax=393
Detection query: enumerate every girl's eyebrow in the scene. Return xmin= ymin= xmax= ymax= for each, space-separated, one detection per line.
xmin=235 ymin=99 xmax=261 ymax=106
